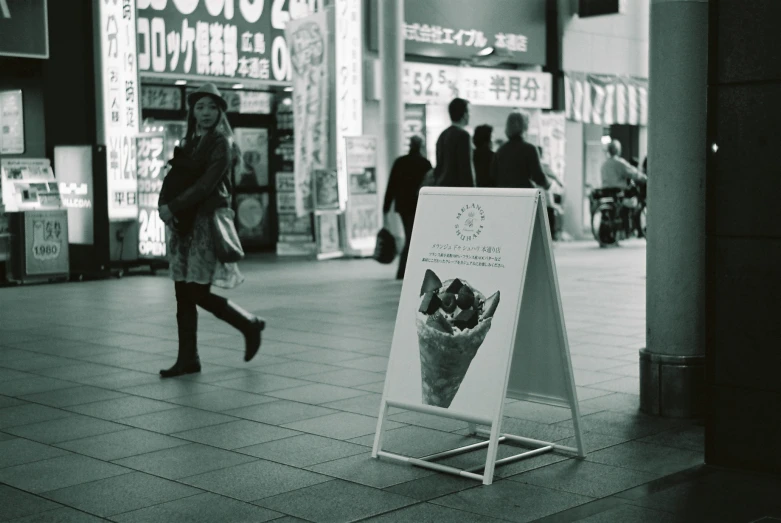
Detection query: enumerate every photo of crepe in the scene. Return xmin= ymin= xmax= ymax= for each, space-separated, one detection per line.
xmin=416 ymin=269 xmax=500 ymax=408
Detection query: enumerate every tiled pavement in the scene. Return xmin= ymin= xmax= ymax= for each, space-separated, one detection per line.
xmin=0 ymin=240 xmax=780 ymax=522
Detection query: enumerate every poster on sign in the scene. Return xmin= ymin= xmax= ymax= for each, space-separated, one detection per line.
xmin=343 ymin=136 xmax=379 ymax=256
xmin=0 ymin=90 xmax=24 ymax=154
xmin=23 ymin=210 xmax=70 ymax=276
xmin=287 ymin=9 xmax=330 ymax=217
xmin=315 ymin=212 xmax=343 ymax=260
xmin=0 ymin=159 xmax=61 ymax=212
xmin=234 ymin=128 xmax=269 ymax=187
xmin=136 ymin=133 xmax=167 ymax=259
xmin=236 ymin=192 xmax=271 ymax=246
xmin=373 ymin=188 xmax=584 ymax=485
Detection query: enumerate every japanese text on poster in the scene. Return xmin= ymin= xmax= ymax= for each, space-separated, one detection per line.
xmin=136 ymin=133 xmax=166 ymax=258
xmin=287 ymin=10 xmax=330 ymax=217
xmin=344 ymin=136 xmax=378 ymax=253
xmin=98 ymin=0 xmax=140 ymax=221
xmin=0 ymin=90 xmax=24 ymax=154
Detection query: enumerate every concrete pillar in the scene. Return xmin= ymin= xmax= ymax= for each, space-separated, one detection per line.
xmin=641 ymin=0 xmax=708 ymax=418
xmin=378 ymin=0 xmax=404 ymax=181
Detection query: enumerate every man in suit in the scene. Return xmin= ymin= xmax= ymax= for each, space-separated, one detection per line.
xmin=433 ymin=98 xmax=475 ymax=187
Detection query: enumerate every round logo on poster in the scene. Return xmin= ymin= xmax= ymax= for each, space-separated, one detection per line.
xmin=455 ymin=203 xmax=485 ymax=242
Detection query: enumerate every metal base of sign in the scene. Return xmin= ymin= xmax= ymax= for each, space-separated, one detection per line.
xmin=372 ymin=399 xmax=581 ymax=485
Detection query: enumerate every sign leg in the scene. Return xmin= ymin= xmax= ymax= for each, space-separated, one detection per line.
xmin=481 ymin=421 xmax=503 ymax=485
xmin=372 ymin=400 xmax=389 ymax=458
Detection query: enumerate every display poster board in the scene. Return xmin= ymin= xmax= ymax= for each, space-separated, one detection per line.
xmin=1 ymin=159 xmax=61 ymax=212
xmin=343 ymin=136 xmax=379 ymax=256
xmin=276 ymin=171 xmax=316 ymax=256
xmin=54 ymin=146 xmax=95 ymax=245
xmin=236 ymin=192 xmax=271 ymax=247
xmin=141 ymin=86 xmax=182 ymax=111
xmin=0 ymin=90 xmax=24 ymax=154
xmin=313 ymin=169 xmax=340 ymax=211
xmin=315 ymin=212 xmax=343 ymax=260
xmin=234 ymin=128 xmax=269 ymax=187
xmin=23 ymin=210 xmax=69 ymax=276
xmin=373 ymin=188 xmax=584 ymax=485
xmin=136 ymin=133 xmax=167 ymax=259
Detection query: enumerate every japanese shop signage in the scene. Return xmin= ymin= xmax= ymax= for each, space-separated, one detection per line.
xmin=0 ymin=0 xmax=48 ymax=58
xmin=54 ymin=146 xmax=95 ymax=246
xmin=287 ymin=9 xmax=330 ymax=217
xmin=0 ymin=90 xmax=24 ymax=154
xmin=141 ymin=85 xmax=182 ymax=110
xmin=343 ymin=136 xmax=378 ymax=256
xmin=403 ymin=62 xmax=551 ymax=109
xmin=97 ymin=0 xmax=141 ymax=221
xmin=369 ymin=0 xmax=545 ymax=65
xmin=136 ymin=133 xmax=167 ymax=258
xmin=334 ymin=0 xmax=363 ymax=209
xmin=137 ymin=0 xmax=323 ymax=83
xmin=24 ymin=210 xmax=70 ymax=276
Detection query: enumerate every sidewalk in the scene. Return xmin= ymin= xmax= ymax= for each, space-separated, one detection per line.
xmin=1 ymin=241 xmax=779 ymax=522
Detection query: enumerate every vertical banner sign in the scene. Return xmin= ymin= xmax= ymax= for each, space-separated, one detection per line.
xmin=343 ymin=136 xmax=378 ymax=255
xmin=97 ymin=0 xmax=141 ymax=221
xmin=536 ymin=112 xmax=566 ymax=183
xmin=334 ymin=0 xmax=363 ymax=208
xmin=0 ymin=90 xmax=25 ymax=154
xmin=136 ymin=133 xmax=166 ymax=259
xmin=234 ymin=128 xmax=269 ymax=187
xmin=287 ymin=10 xmax=330 ymax=217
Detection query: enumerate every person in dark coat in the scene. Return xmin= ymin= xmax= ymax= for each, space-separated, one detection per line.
xmin=383 ymin=135 xmax=432 ymax=279
xmin=490 ymin=111 xmax=551 ymax=191
xmin=432 ymin=98 xmax=475 ymax=187
xmin=472 ymin=124 xmax=494 ymax=188
xmin=157 ymin=83 xmax=265 ymax=378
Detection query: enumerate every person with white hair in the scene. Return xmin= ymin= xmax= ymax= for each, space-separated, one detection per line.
xmin=600 ymin=139 xmax=645 ymax=189
xmin=489 ymin=111 xmax=550 ymax=190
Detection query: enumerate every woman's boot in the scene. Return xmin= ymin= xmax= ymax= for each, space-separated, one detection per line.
xmin=215 ymin=301 xmax=265 ymax=362
xmin=160 ymin=311 xmax=201 ymax=378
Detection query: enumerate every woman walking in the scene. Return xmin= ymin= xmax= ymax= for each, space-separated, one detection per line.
xmin=472 ymin=124 xmax=494 ymax=188
xmin=158 ymin=83 xmax=265 ymax=378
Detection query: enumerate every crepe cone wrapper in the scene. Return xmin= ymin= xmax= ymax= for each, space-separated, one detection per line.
xmin=416 ymin=313 xmax=494 ymax=408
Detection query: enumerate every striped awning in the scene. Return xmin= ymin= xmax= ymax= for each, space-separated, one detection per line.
xmin=564 ymin=72 xmax=648 ymax=126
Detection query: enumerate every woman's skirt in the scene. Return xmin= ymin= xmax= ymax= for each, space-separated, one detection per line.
xmin=167 ymin=210 xmax=244 ymax=289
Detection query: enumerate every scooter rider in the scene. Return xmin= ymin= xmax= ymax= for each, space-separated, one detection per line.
xmin=600 ymin=140 xmax=646 ymax=238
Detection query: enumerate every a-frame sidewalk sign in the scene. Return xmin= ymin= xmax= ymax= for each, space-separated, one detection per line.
xmin=372 ymin=188 xmax=585 ymax=485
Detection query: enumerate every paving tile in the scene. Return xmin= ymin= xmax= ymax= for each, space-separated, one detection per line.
xmin=568 ymin=503 xmax=694 ymax=523
xmin=431 ymin=480 xmax=593 ymax=522
xmin=361 ymin=502 xmax=506 ymax=522
xmin=181 ymin=459 xmax=332 ymax=502
xmin=66 ymin=396 xmax=179 ymax=420
xmin=554 ymin=431 xmax=633 ymax=454
xmin=33 ymin=363 xmax=123 ymax=381
xmin=0 ymin=395 xmax=25 ymax=409
xmin=0 ymin=403 xmax=72 ymax=429
xmin=502 ymin=401 xmax=578 ymax=424
xmin=353 ymin=381 xmax=386 ymax=393
xmin=0 ymin=430 xmax=16 ymax=441
xmin=69 ymin=349 xmax=163 ymax=367
xmin=589 ymin=376 xmax=642 ymax=395
xmin=333 ymin=356 xmax=390 ymax=373
xmin=266 ymin=383 xmax=370 ymax=405
xmin=55 ymin=428 xmax=189 ymax=461
xmin=74 ymin=370 xmax=161 ymax=389
xmin=638 ymin=424 xmax=705 ymax=452
xmin=0 ymin=353 xmax=77 ymax=372
xmin=238 ymin=434 xmax=368 ymax=467
xmin=254 ymin=479 xmax=416 ymax=523
xmin=384 ymin=474 xmax=481 ymax=502
xmin=117 ymin=406 xmax=236 ymax=434
xmin=111 ymin=492 xmax=282 ymax=523
xmin=436 ymin=442 xmax=571 ymax=480
xmin=283 ymin=411 xmax=402 ymax=440
xmin=6 ymin=506 xmax=110 ymax=522
xmin=304 ymin=368 xmax=387 ymax=387
xmin=350 ymin=425 xmax=478 ymax=456
xmin=578 ymin=392 xmax=642 ymax=414
xmin=586 ymin=441 xmax=703 ymax=476
xmin=287 ymin=348 xmax=365 ymax=364
xmin=0 ymin=454 xmax=130 ymax=493
xmin=307 ymin=452 xmax=434 ymax=488
xmin=224 ymin=400 xmax=338 ymax=425
xmin=0 ymin=438 xmax=70 ymax=468
xmin=509 ymin=459 xmax=658 ymax=498
xmin=0 ymin=484 xmax=62 ymax=520
xmin=113 ymin=443 xmax=257 ymax=479
xmin=20 ymin=386 xmax=127 ymax=407
xmin=118 ymin=380 xmax=221 ymax=400
xmin=173 ymin=420 xmax=300 ymax=450
xmin=0 ymin=376 xmax=76 ymax=397
xmin=166 ymin=389 xmax=276 ymax=411
xmin=0 ymin=368 xmax=34 ymax=382
xmin=260 ymin=360 xmax=343 ymax=378
xmin=43 ymin=471 xmax=201 ymax=517
xmin=321 ymin=393 xmax=386 ymax=416
xmin=554 ymin=410 xmax=683 ymax=440
xmin=3 ymin=415 xmax=128 ymax=444
xmin=212 ymin=374 xmax=311 ymax=394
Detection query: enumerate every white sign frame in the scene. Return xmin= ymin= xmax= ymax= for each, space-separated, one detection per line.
xmin=372 ymin=188 xmax=585 ymax=485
